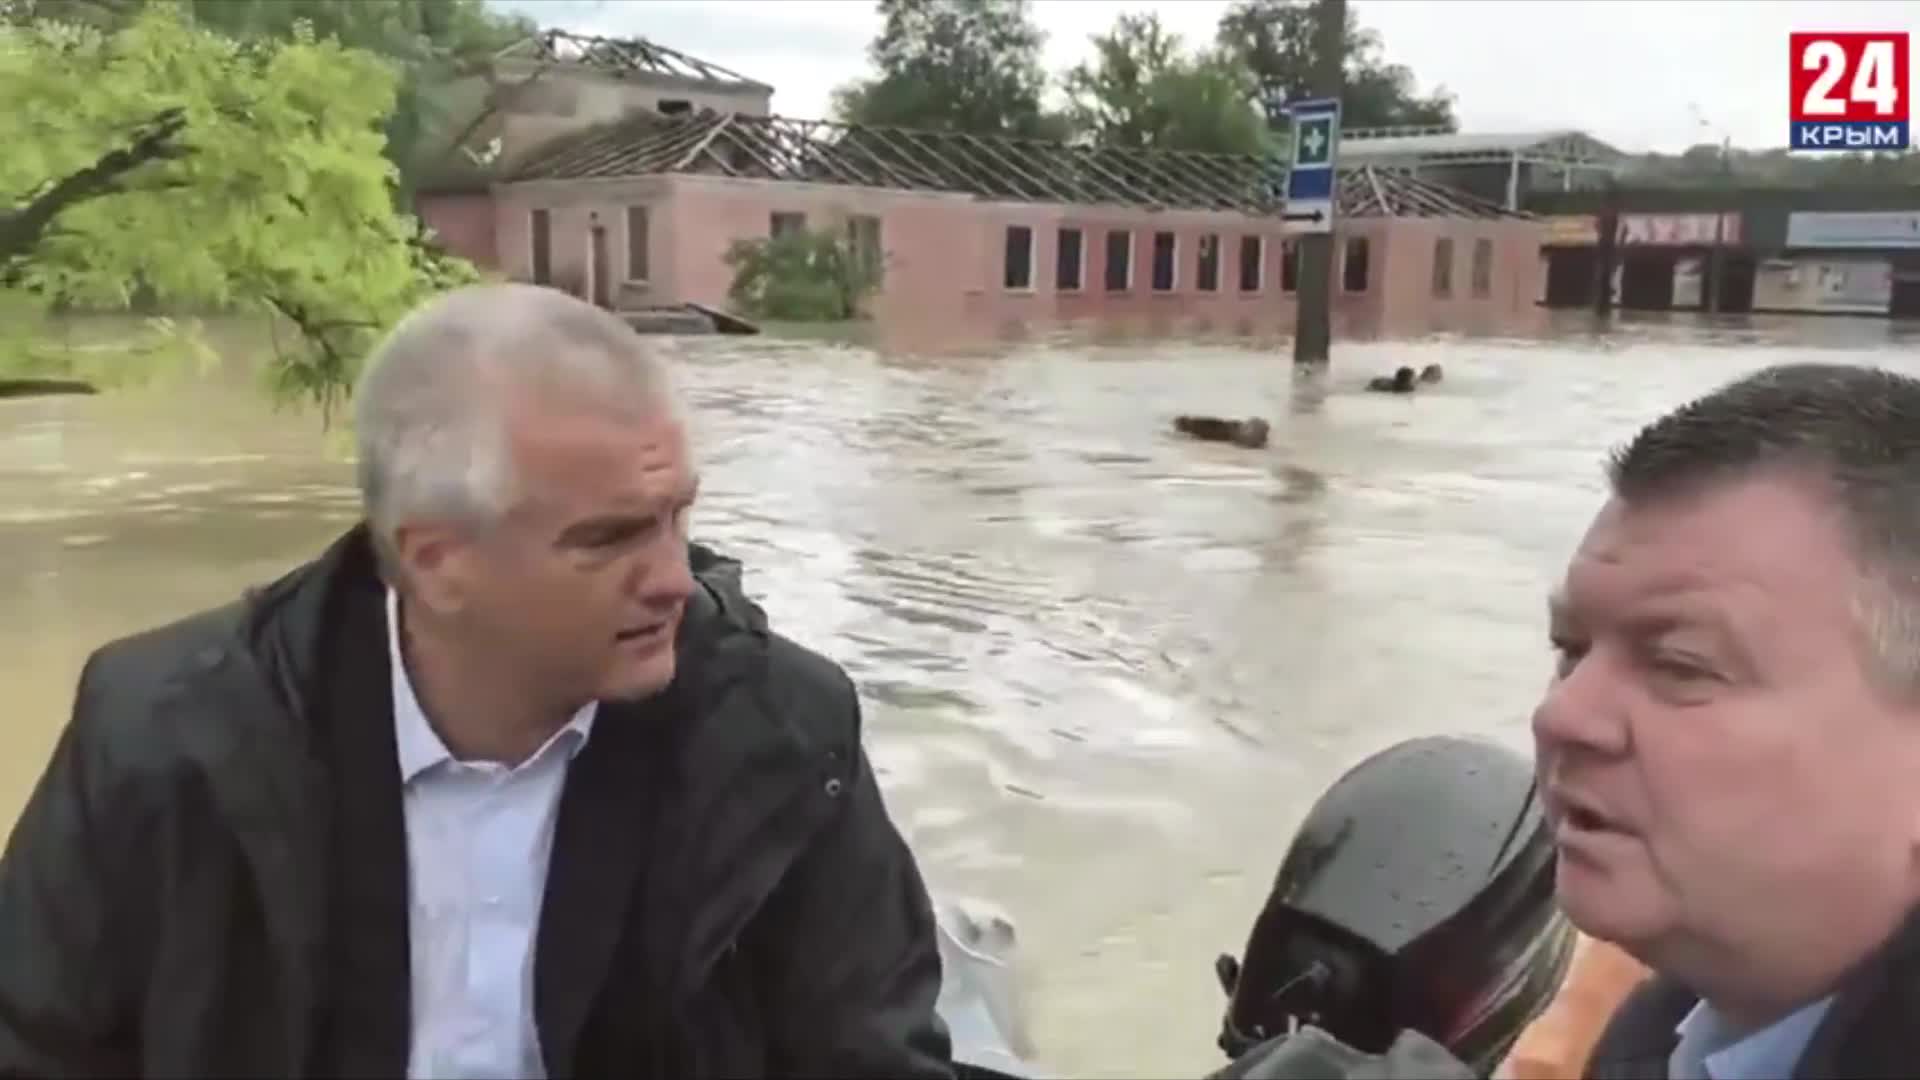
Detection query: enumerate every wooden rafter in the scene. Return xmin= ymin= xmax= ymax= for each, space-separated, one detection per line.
xmin=507 ymin=111 xmax=1531 ymax=220
xmin=670 ymin=113 xmax=739 ymax=173
xmin=951 ymin=132 xmax=1057 ymax=202
xmin=499 ymin=29 xmax=767 ymax=89
xmin=825 ymin=130 xmax=927 ymax=191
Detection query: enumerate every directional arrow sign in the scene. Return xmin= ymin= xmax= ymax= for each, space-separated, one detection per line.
xmin=1283 ymin=96 xmax=1341 ymax=235
xmin=1280 ymin=202 xmax=1331 ymax=235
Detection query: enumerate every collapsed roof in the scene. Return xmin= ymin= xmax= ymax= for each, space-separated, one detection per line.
xmin=1341 ymin=127 xmax=1627 ymax=169
xmin=508 ymin=110 xmax=1529 ymax=220
xmin=494 ymin=29 xmax=771 ymax=91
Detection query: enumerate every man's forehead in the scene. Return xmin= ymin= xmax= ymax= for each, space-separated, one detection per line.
xmin=1553 ymin=480 xmax=1856 ymax=620
xmin=503 ymin=401 xmax=695 ymax=509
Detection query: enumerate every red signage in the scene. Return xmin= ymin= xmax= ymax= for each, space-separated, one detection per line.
xmin=1789 ymin=32 xmax=1910 ymax=150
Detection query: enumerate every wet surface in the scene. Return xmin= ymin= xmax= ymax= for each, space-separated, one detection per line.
xmin=4 ymin=311 xmax=1917 ymax=1076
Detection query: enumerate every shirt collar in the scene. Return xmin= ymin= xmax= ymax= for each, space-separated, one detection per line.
xmin=386 ymin=587 xmax=596 ymax=783
xmin=1670 ymin=995 xmax=1832 ymax=1080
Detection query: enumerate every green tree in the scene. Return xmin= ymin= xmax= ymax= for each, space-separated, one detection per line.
xmin=1623 ymin=145 xmax=1920 ymax=187
xmin=1063 ymin=13 xmax=1270 ymax=156
xmin=1 ymin=3 xmax=475 ymax=420
xmin=832 ymin=0 xmax=1065 ymax=137
xmin=723 ymin=228 xmax=883 ymax=322
xmin=5 ymin=0 xmax=535 ymax=199
xmin=1216 ymin=0 xmax=1456 ymax=130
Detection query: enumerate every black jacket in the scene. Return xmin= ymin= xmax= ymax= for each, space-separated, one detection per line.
xmin=0 ymin=526 xmax=953 ymax=1079
xmin=1585 ymin=910 xmax=1920 ymax=1079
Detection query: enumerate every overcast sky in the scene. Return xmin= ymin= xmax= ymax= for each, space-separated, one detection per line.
xmin=496 ymin=0 xmax=1920 ymax=153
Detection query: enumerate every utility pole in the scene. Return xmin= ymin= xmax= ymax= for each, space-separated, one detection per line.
xmin=1706 ymin=134 xmax=1732 ymax=315
xmin=1593 ymin=178 xmax=1619 ymax=317
xmin=1291 ymin=0 xmax=1346 ymax=367
xmin=1688 ymin=105 xmax=1731 ymax=315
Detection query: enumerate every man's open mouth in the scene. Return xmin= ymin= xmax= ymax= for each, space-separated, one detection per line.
xmin=1550 ymin=787 xmax=1626 ymax=835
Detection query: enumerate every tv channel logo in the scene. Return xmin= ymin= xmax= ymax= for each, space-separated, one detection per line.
xmin=1790 ymin=32 xmax=1910 ymax=151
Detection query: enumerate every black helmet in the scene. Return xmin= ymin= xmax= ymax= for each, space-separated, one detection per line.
xmin=1213 ymin=735 xmax=1576 ymax=1077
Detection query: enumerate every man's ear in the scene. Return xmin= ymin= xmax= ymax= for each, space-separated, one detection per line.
xmin=390 ymin=520 xmax=478 ymax=616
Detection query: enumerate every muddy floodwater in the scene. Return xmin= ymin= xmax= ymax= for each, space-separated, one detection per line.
xmin=4 ymin=312 xmax=1918 ymax=1076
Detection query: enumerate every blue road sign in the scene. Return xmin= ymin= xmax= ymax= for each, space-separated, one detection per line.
xmin=1283 ymin=97 xmax=1342 ymax=234
xmin=1286 ymin=166 xmax=1333 ymax=202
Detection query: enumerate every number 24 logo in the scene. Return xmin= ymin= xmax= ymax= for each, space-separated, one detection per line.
xmin=1801 ymin=39 xmax=1901 ymax=116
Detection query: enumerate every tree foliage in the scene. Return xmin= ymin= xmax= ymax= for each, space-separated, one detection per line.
xmin=1624 ymin=145 xmax=1920 ymax=187
xmin=832 ymin=0 xmax=1065 ymax=138
xmin=1 ymin=3 xmax=475 ymax=421
xmin=834 ymin=0 xmax=1450 ymax=150
xmin=1216 ymin=0 xmax=1456 ymax=130
xmin=5 ymin=0 xmax=535 ymax=198
xmin=1063 ymin=13 xmax=1270 ymax=156
xmin=724 ymin=228 xmax=883 ymax=323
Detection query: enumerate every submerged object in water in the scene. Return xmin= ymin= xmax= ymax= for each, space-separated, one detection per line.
xmin=1214 ymin=734 xmax=1576 ymax=1078
xmin=1419 ymin=364 xmax=1444 ymax=385
xmin=1173 ymin=415 xmax=1272 ymax=449
xmin=1366 ymin=367 xmax=1418 ymax=394
xmin=620 ymin=302 xmax=761 ymax=336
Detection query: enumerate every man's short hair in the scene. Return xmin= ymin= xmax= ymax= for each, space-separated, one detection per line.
xmin=1607 ymin=362 xmax=1920 ymax=693
xmin=351 ymin=283 xmax=676 ymax=572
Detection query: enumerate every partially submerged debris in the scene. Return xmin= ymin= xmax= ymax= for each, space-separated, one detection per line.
xmin=621 ymin=303 xmax=761 ymax=336
xmin=1173 ymin=414 xmax=1271 ymax=449
xmin=1367 ymin=364 xmax=1444 ymax=394
xmin=1368 ymin=366 xmax=1417 ymax=394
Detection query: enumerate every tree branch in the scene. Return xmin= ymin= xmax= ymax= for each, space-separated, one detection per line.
xmin=0 ymin=107 xmax=190 ymax=273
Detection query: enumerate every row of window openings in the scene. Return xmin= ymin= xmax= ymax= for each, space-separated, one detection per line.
xmin=1004 ymin=227 xmax=1374 ymax=295
xmin=530 ymin=210 xmax=1489 ymax=301
xmin=528 ymin=208 xmax=884 ymax=289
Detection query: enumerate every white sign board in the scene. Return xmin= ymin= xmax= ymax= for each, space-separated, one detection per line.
xmin=1785 ymin=211 xmax=1920 ymax=249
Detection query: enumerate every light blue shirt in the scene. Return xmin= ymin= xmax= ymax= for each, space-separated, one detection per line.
xmin=387 ymin=588 xmax=598 ymax=1080
xmin=1669 ymin=995 xmax=1833 ymax=1080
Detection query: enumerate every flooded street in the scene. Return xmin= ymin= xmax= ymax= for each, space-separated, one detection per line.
xmin=3 ymin=312 xmax=1916 ymax=1076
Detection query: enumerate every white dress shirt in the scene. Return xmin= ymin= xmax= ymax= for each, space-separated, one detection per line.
xmin=1669 ymin=994 xmax=1833 ymax=1080
xmin=386 ymin=588 xmax=597 ymax=1080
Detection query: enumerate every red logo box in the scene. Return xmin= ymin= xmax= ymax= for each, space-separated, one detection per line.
xmin=1789 ymin=32 xmax=1909 ymax=151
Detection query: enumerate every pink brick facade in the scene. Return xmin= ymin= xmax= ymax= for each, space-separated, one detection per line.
xmin=420 ymin=174 xmax=1548 ymax=339
xmin=417 ymin=192 xmax=498 ymax=270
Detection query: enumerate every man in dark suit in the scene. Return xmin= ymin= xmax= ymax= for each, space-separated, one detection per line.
xmin=0 ymin=283 xmax=953 ymax=1078
xmin=1534 ymin=363 xmax=1920 ymax=1078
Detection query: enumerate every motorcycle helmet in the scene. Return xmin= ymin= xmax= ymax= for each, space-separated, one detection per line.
xmin=1213 ymin=734 xmax=1576 ymax=1077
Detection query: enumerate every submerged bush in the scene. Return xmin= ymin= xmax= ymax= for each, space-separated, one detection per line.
xmin=723 ymin=227 xmax=883 ymax=322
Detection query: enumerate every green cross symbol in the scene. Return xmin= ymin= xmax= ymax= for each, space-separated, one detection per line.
xmin=1295 ymin=118 xmax=1332 ymax=167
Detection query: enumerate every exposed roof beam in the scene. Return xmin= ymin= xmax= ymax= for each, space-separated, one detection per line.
xmin=507 ymin=111 xmax=1528 ymax=221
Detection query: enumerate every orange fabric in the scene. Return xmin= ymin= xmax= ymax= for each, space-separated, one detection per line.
xmin=1496 ymin=935 xmax=1652 ymax=1080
